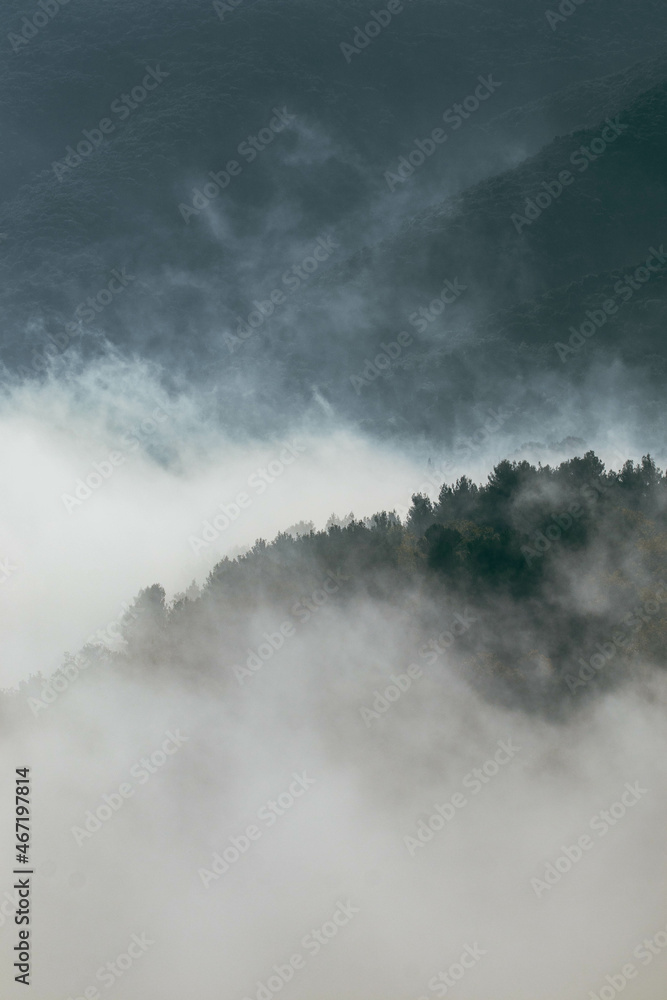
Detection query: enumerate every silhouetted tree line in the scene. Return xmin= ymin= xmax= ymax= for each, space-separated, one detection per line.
xmin=5 ymin=452 xmax=666 ymax=717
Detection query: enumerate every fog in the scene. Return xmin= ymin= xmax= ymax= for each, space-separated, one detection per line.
xmin=2 ymin=0 xmax=667 ymax=996
xmin=1 ymin=579 xmax=666 ymax=999
xmin=0 ymin=358 xmax=426 ymax=688
xmin=0 ymin=349 xmax=658 ymax=691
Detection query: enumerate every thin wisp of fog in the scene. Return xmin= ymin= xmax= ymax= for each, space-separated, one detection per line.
xmin=1 ymin=0 xmax=666 ymax=997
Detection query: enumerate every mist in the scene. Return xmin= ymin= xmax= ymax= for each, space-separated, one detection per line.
xmin=1 ymin=573 xmax=666 ymax=999
xmin=3 ymin=0 xmax=667 ymax=996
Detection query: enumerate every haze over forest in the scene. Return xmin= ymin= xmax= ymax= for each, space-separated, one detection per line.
xmin=1 ymin=1 xmax=666 ymax=998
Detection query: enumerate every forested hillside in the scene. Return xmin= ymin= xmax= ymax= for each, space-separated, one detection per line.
xmin=7 ymin=452 xmax=665 ymax=723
